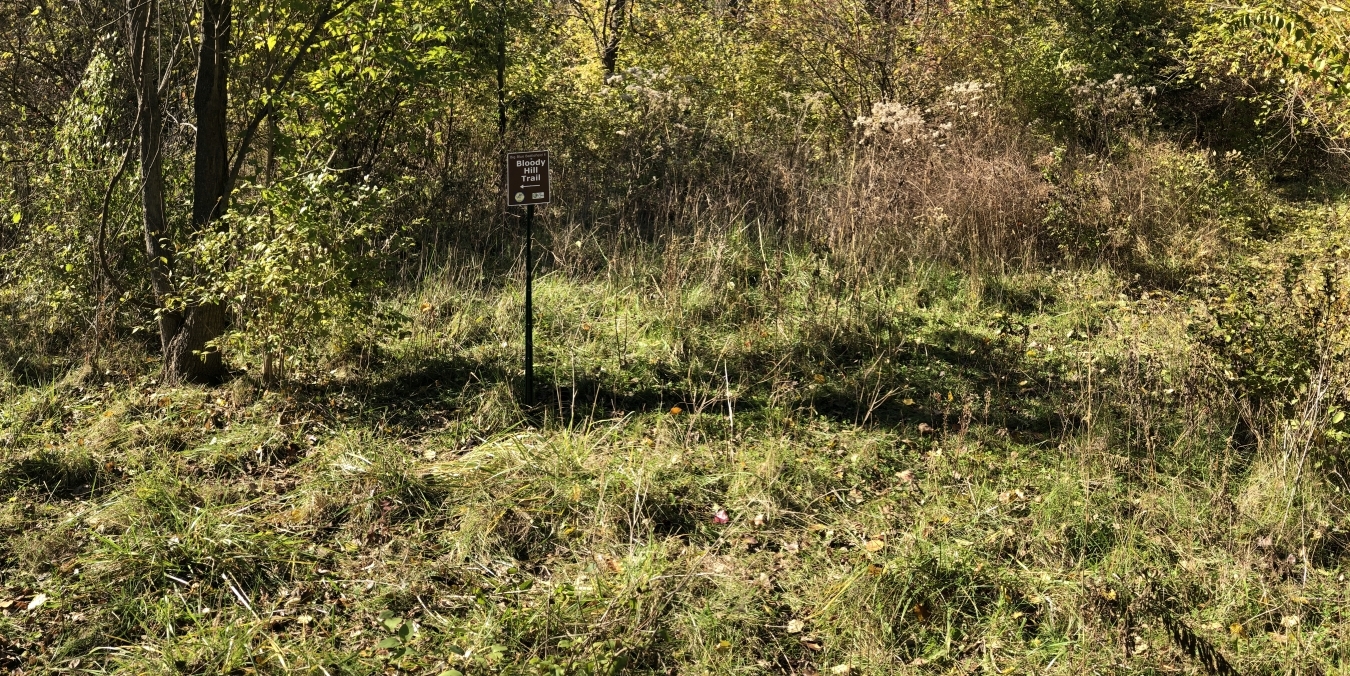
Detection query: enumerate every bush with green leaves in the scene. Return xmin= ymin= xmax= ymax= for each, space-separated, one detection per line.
xmin=174 ymin=171 xmax=409 ymax=380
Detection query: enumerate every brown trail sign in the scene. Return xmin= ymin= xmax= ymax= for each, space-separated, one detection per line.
xmin=506 ymin=150 xmax=550 ymax=206
xmin=505 ymin=150 xmax=550 ymax=406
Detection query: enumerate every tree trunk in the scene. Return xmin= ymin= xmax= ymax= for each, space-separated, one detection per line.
xmin=164 ymin=0 xmax=231 ymax=384
xmin=496 ymin=0 xmax=507 ymax=138
xmin=601 ymin=0 xmax=627 ymax=75
xmin=128 ymin=0 xmax=180 ymax=354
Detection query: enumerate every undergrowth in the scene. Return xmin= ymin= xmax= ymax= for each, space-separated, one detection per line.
xmin=4 ymin=206 xmax=1349 ymax=674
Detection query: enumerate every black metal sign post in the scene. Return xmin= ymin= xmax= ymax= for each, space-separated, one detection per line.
xmin=524 ymin=203 xmax=534 ymax=404
xmin=506 ymin=150 xmax=550 ymax=406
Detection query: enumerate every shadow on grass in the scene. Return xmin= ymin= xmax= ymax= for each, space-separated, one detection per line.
xmin=308 ymin=318 xmax=1074 ymax=448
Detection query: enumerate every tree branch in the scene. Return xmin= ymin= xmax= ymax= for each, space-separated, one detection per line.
xmin=97 ymin=110 xmax=139 ymax=297
xmin=226 ymin=0 xmax=351 ymax=193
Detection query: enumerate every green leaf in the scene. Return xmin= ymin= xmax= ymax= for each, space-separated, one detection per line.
xmin=377 ymin=637 xmax=402 ymax=649
xmin=1334 ymin=410 xmax=1345 ymax=424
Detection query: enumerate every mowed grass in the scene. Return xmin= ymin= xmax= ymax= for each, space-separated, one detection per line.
xmin=1 ymin=239 xmax=1346 ymax=675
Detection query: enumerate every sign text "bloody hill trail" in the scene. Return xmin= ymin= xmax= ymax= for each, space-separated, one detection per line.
xmin=506 ymin=150 xmax=550 ymax=206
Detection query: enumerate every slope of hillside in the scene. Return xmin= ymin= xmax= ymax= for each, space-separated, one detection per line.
xmin=4 ymin=216 xmax=1349 ymax=674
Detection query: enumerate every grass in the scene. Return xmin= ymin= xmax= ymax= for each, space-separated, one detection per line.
xmin=2 ymin=224 xmax=1348 ymax=675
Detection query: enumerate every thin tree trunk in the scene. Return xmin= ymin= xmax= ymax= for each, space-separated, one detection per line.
xmin=128 ymin=0 xmax=180 ymax=354
xmin=601 ymin=0 xmax=627 ymax=75
xmin=496 ymin=0 xmax=507 ymax=138
xmin=165 ymin=0 xmax=231 ymax=383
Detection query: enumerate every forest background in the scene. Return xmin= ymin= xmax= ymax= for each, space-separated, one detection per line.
xmin=3 ymin=0 xmax=1350 ymax=673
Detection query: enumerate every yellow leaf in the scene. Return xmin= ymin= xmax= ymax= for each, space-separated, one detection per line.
xmin=864 ymin=539 xmax=885 ymax=552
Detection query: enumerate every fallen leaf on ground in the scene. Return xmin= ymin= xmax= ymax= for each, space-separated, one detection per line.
xmin=27 ymin=593 xmax=47 ymax=611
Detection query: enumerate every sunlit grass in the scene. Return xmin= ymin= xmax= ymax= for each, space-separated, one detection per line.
xmin=1 ymin=236 xmax=1347 ymax=674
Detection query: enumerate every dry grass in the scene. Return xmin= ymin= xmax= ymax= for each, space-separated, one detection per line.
xmin=3 ymin=212 xmax=1350 ymax=673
